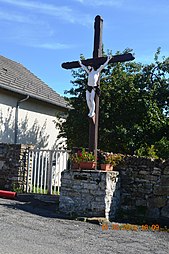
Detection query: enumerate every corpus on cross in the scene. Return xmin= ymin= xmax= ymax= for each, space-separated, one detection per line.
xmin=61 ymin=15 xmax=135 ymax=165
xmin=78 ymin=55 xmax=111 ymax=118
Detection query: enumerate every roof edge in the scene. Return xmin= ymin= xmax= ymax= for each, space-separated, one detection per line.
xmin=0 ymin=83 xmax=70 ymax=110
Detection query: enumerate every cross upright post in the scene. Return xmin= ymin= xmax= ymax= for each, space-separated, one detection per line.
xmin=90 ymin=15 xmax=103 ymax=166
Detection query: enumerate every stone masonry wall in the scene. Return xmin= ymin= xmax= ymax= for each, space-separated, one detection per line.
xmin=59 ymin=157 xmax=169 ymax=224
xmin=118 ymin=156 xmax=169 ymax=224
xmin=0 ymin=143 xmax=32 ymax=191
xmin=59 ymin=170 xmax=120 ymax=219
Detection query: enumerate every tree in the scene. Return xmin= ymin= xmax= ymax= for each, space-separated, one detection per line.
xmin=57 ymin=48 xmax=169 ymax=158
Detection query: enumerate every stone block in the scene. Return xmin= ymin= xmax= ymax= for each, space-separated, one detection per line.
xmin=80 ymin=188 xmax=90 ymax=194
xmin=72 ymin=184 xmax=83 ymax=190
xmin=0 ymin=161 xmax=5 ymax=169
xmin=138 ymin=183 xmax=153 ymax=194
xmin=161 ymin=205 xmax=169 ymax=218
xmin=62 ymin=191 xmax=80 ymax=198
xmin=83 ymin=183 xmax=97 ymax=190
xmin=139 ymin=170 xmax=149 ymax=175
xmin=91 ymin=202 xmax=105 ymax=210
xmin=95 ymin=196 xmax=105 ymax=202
xmin=100 ymin=174 xmax=106 ymax=181
xmin=135 ymin=178 xmax=149 ymax=183
xmin=146 ymin=208 xmax=160 ymax=218
xmin=163 ymin=166 xmax=169 ymax=175
xmin=73 ymin=173 xmax=89 ymax=181
xmin=136 ymin=199 xmax=147 ymax=206
xmin=153 ymin=186 xmax=169 ymax=195
xmin=145 ymin=175 xmax=159 ymax=181
xmin=138 ymin=165 xmax=150 ymax=169
xmin=161 ymin=175 xmax=169 ymax=186
xmin=61 ymin=181 xmax=73 ymax=188
xmin=90 ymin=190 xmax=105 ymax=196
xmin=152 ymin=167 xmax=161 ymax=175
xmin=99 ymin=181 xmax=106 ymax=190
xmin=121 ymin=179 xmax=134 ymax=186
xmin=147 ymin=196 xmax=167 ymax=208
xmin=59 ymin=196 xmax=75 ymax=213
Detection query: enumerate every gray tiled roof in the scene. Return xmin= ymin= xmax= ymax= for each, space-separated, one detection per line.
xmin=0 ymin=55 xmax=68 ymax=109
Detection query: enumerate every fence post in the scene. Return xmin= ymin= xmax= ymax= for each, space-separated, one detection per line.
xmin=47 ymin=150 xmax=53 ymax=195
xmin=26 ymin=149 xmax=30 ymax=193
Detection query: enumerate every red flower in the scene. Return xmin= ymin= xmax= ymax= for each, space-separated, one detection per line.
xmin=77 ymin=150 xmax=82 ymax=157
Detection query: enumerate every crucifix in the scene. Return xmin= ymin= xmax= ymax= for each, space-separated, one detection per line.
xmin=62 ymin=15 xmax=135 ymax=166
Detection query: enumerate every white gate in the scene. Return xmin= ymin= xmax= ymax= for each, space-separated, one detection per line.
xmin=26 ymin=149 xmax=70 ymax=195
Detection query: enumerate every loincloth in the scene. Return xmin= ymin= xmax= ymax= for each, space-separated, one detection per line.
xmin=87 ymin=85 xmax=101 ymax=96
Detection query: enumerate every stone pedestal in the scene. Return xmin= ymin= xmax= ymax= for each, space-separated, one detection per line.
xmin=59 ymin=170 xmax=120 ymax=220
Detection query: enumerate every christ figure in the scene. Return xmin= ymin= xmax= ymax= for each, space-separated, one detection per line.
xmin=79 ymin=55 xmax=112 ymax=118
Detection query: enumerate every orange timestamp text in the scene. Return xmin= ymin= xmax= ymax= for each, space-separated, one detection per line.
xmin=101 ymin=223 xmax=169 ymax=232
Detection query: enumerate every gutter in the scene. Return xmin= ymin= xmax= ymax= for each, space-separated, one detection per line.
xmin=14 ymin=95 xmax=29 ymax=144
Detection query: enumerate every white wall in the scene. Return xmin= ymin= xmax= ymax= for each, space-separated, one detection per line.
xmin=0 ymin=90 xmax=67 ymax=149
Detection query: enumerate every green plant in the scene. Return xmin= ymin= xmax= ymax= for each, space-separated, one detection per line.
xmin=71 ymin=148 xmax=95 ymax=163
xmin=11 ymin=183 xmax=24 ymax=193
xmin=135 ymin=144 xmax=159 ymax=159
xmin=155 ymin=137 xmax=169 ymax=159
xmin=30 ymin=185 xmax=59 ymax=195
xmin=99 ymin=152 xmax=124 ymax=166
xmin=70 ymin=153 xmax=81 ymax=163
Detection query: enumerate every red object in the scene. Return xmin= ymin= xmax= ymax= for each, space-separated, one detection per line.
xmin=79 ymin=162 xmax=96 ymax=169
xmin=0 ymin=190 xmax=17 ymax=199
xmin=100 ymin=164 xmax=113 ymax=171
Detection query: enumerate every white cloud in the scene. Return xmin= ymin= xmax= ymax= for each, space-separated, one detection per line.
xmin=74 ymin=0 xmax=124 ymax=7
xmin=31 ymin=42 xmax=74 ymax=50
xmin=0 ymin=0 xmax=74 ymax=21
xmin=0 ymin=10 xmax=40 ymax=24
xmin=0 ymin=0 xmax=93 ymax=49
xmin=0 ymin=0 xmax=92 ymax=25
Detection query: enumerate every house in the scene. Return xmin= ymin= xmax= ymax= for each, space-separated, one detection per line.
xmin=0 ymin=55 xmax=69 ymax=149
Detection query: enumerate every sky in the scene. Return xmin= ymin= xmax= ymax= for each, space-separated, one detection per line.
xmin=0 ymin=0 xmax=169 ymax=96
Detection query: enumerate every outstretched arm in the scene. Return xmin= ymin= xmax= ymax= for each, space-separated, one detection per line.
xmin=97 ymin=55 xmax=112 ymax=72
xmin=79 ymin=60 xmax=90 ymax=74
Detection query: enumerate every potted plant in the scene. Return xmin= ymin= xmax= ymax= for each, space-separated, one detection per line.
xmin=99 ymin=152 xmax=124 ymax=171
xmin=71 ymin=148 xmax=96 ymax=170
xmin=70 ymin=152 xmax=80 ymax=170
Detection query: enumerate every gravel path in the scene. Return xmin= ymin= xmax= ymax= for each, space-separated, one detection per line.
xmin=0 ymin=197 xmax=168 ymax=254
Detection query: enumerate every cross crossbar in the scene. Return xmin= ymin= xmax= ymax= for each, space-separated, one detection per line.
xmin=61 ymin=53 xmax=135 ymax=69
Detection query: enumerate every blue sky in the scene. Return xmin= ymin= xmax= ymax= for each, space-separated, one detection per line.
xmin=0 ymin=0 xmax=169 ymax=96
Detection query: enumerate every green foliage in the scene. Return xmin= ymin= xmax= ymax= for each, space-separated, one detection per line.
xmin=58 ymin=48 xmax=169 ymax=159
xmin=155 ymin=137 xmax=169 ymax=159
xmin=98 ymin=151 xmax=124 ymax=166
xmin=70 ymin=148 xmax=95 ymax=162
xmin=11 ymin=183 xmax=23 ymax=193
xmin=135 ymin=145 xmax=159 ymax=159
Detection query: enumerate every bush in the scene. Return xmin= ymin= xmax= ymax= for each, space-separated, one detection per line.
xmin=155 ymin=137 xmax=169 ymax=159
xmin=135 ymin=144 xmax=159 ymax=159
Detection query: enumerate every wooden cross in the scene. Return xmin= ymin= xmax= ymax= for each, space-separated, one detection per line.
xmin=62 ymin=15 xmax=135 ymax=164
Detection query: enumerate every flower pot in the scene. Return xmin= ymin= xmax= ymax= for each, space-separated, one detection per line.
xmin=79 ymin=161 xmax=96 ymax=169
xmin=100 ymin=164 xmax=113 ymax=171
xmin=71 ymin=162 xmax=79 ymax=170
